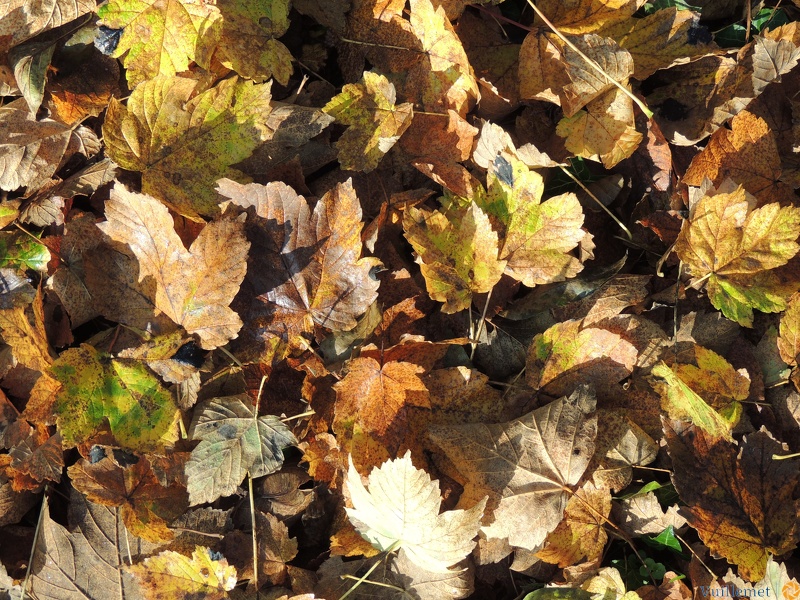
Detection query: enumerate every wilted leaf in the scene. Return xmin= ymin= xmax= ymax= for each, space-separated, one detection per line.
xmin=346 ymin=451 xmax=486 ymax=572
xmin=666 ymin=421 xmax=800 ymax=581
xmin=533 ymin=0 xmax=642 ymax=34
xmin=127 ymin=546 xmax=237 ymax=600
xmin=51 ymin=344 xmax=180 ymax=451
xmin=218 ymin=178 xmax=381 ymax=357
xmin=430 ymin=386 xmax=597 ymax=550
xmin=323 ymin=70 xmax=413 ymax=172
xmin=8 ymin=428 xmax=63 ymax=485
xmin=98 ymin=184 xmax=249 ymax=349
xmin=403 ymin=201 xmax=505 ymax=313
xmin=185 ymin=394 xmax=296 ymax=505
xmin=674 ymin=183 xmax=800 ymax=326
xmin=103 ymin=75 xmax=276 ymax=217
xmin=97 ymin=0 xmax=217 ymax=87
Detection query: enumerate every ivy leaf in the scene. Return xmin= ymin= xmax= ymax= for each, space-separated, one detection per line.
xmin=102 ymin=75 xmax=276 ymax=218
xmin=345 ymin=451 xmax=486 ymax=572
xmin=185 ymin=394 xmax=297 ymax=505
xmin=97 ymin=0 xmax=217 ymax=87
xmin=323 ymin=70 xmax=414 ymax=172
xmin=429 ymin=386 xmax=597 ymax=550
xmin=98 ymin=184 xmax=250 ymax=350
xmin=675 ymin=183 xmax=800 ymax=326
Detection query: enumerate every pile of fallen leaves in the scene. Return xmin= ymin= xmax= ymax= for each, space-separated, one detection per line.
xmin=3 ymin=0 xmax=800 ymax=598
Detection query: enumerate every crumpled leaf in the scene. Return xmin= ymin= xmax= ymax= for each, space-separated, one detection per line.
xmin=323 ymin=70 xmax=413 ymax=172
xmin=0 ymin=0 xmax=95 ymax=54
xmin=97 ymin=0 xmax=217 ymax=87
xmin=403 ymin=200 xmax=505 ymax=313
xmin=218 ymin=178 xmax=381 ymax=358
xmin=613 ymin=491 xmax=687 ymax=537
xmin=185 ymin=394 xmax=297 ymax=505
xmin=665 ymin=420 xmax=800 ymax=581
xmin=127 ymin=546 xmax=237 ymax=600
xmin=533 ymin=0 xmax=642 ymax=34
xmin=429 ymin=386 xmax=597 ymax=550
xmin=345 ymin=450 xmax=486 ymax=572
xmin=51 ymin=343 xmax=180 ymax=452
xmin=98 ymin=184 xmax=249 ymax=350
xmin=675 ymin=183 xmax=800 ymax=326
xmin=102 ymin=75 xmax=277 ymax=217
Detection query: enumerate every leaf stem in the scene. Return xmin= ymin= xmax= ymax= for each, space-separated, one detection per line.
xmin=523 ymin=0 xmax=654 ymax=119
xmin=470 ymin=288 xmax=493 ymax=361
xmin=248 ymin=473 xmax=258 ymax=593
xmin=559 ymin=163 xmax=632 ymax=241
xmin=340 ymin=541 xmax=402 ymax=600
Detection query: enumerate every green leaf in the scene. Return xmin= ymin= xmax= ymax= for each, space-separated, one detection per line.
xmin=0 ymin=231 xmax=50 ymax=271
xmin=524 ymin=589 xmax=593 ymax=600
xmin=103 ymin=75 xmax=276 ymax=218
xmin=51 ymin=344 xmax=180 ymax=451
xmin=185 ymin=394 xmax=297 ymax=505
xmin=650 ymin=525 xmax=682 ymax=552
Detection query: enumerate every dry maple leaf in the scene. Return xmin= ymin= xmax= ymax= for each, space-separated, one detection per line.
xmin=429 ymin=385 xmax=597 ymax=550
xmin=98 ymin=183 xmax=250 ymax=350
xmin=345 ymin=451 xmax=486 ymax=572
xmin=68 ymin=455 xmax=187 ymax=543
xmin=218 ymin=178 xmax=381 ymax=358
xmin=675 ymin=183 xmax=800 ymax=326
xmin=665 ymin=419 xmax=800 ymax=582
xmin=683 ymin=111 xmax=792 ymax=205
xmin=778 ymin=292 xmax=800 ymax=365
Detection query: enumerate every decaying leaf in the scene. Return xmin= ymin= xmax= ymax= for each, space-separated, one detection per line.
xmin=430 ymin=386 xmax=597 ymax=550
xmin=345 ymin=451 xmax=486 ymax=572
